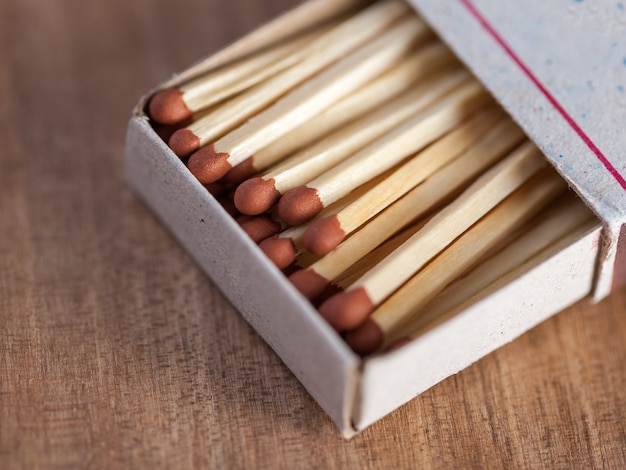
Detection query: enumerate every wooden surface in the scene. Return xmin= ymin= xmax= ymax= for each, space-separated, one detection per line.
xmin=1 ymin=0 xmax=625 ymax=467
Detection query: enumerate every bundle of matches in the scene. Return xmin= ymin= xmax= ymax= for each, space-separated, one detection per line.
xmin=148 ymin=0 xmax=595 ymax=356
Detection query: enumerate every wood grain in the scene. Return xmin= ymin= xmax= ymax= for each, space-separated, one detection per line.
xmin=0 ymin=0 xmax=625 ymax=467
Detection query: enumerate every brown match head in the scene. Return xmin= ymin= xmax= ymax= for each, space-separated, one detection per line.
xmin=216 ymin=193 xmax=239 ymax=218
xmin=277 ymin=186 xmax=323 ymax=226
xmin=259 ymin=235 xmax=297 ymax=269
xmin=169 ymin=128 xmax=201 ymax=158
xmin=318 ymin=287 xmax=374 ymax=331
xmin=288 ymin=268 xmax=331 ymax=301
xmin=302 ymin=215 xmax=346 ymax=256
xmin=222 ymin=157 xmax=258 ymax=186
xmin=148 ymin=88 xmax=193 ymax=125
xmin=234 ymin=177 xmax=281 ymax=215
xmin=153 ymin=122 xmax=187 ymax=142
xmin=236 ymin=214 xmax=253 ymax=225
xmin=239 ymin=216 xmax=281 ymax=244
xmin=311 ymin=283 xmax=344 ymax=308
xmin=187 ymin=145 xmax=232 ymax=184
xmin=203 ymin=182 xmax=228 ymax=197
xmin=281 ymin=264 xmax=300 ymax=277
xmin=344 ymin=318 xmax=384 ymax=356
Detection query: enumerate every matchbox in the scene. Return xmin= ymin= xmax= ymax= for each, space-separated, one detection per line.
xmin=125 ymin=0 xmax=624 ymax=437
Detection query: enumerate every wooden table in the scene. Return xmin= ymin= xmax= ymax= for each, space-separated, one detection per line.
xmin=1 ymin=0 xmax=625 ymax=467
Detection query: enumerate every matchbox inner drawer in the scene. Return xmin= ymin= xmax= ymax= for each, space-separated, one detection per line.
xmin=126 ymin=0 xmax=609 ymax=437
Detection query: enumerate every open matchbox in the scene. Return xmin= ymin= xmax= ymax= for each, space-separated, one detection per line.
xmin=125 ymin=0 xmax=626 ymax=438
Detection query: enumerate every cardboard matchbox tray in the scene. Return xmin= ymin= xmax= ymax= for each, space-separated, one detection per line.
xmin=125 ymin=0 xmax=626 ymax=438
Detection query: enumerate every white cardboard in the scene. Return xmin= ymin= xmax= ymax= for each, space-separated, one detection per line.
xmin=356 ymin=226 xmax=600 ymax=430
xmin=408 ymin=0 xmax=626 ymax=297
xmin=125 ymin=0 xmax=616 ymax=437
xmin=126 ymin=117 xmax=360 ymax=436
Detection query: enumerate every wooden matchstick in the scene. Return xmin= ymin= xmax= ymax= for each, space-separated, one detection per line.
xmin=233 ymin=42 xmax=457 ymax=176
xmin=301 ymin=105 xmax=505 ymax=255
xmin=277 ymin=79 xmax=490 ymax=226
xmin=234 ymin=69 xmax=470 ymax=215
xmin=238 ymin=215 xmax=283 ymax=243
xmin=343 ymin=169 xmax=567 ymax=355
xmin=333 ymin=218 xmax=429 ymax=289
xmin=291 ymin=219 xmax=427 ymax=302
xmin=259 ymin=170 xmax=394 ymax=269
xmin=168 ymin=0 xmax=415 ymax=158
xmin=288 ymin=118 xmax=525 ymax=300
xmin=316 ymin=141 xmax=547 ymax=331
xmin=148 ymin=25 xmax=332 ymax=125
xmin=387 ymin=195 xmax=595 ymax=348
xmin=259 ymin=227 xmax=307 ymax=271
xmin=185 ymin=15 xmax=430 ymax=183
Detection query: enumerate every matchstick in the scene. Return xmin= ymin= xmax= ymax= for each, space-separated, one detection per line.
xmin=302 ymin=105 xmax=505 ymax=255
xmin=148 ymin=25 xmax=332 ymax=125
xmin=291 ymin=219 xmax=427 ymax=302
xmin=168 ymin=0 xmax=415 ymax=158
xmin=259 ymin=170 xmax=394 ymax=269
xmin=238 ymin=215 xmax=283 ymax=243
xmin=385 ymin=195 xmax=596 ymax=349
xmin=185 ymin=16 xmax=430 ymax=182
xmin=232 ymin=43 xmax=457 ymax=177
xmin=259 ymin=227 xmax=307 ymax=270
xmin=288 ymin=117 xmax=525 ymax=300
xmin=343 ymin=169 xmax=567 ymax=355
xmin=234 ymin=69 xmax=470 ymax=215
xmin=317 ymin=141 xmax=547 ymax=331
xmin=333 ymin=218 xmax=428 ymax=289
xmin=277 ymin=79 xmax=489 ymax=226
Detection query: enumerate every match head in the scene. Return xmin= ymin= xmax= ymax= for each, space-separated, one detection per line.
xmin=153 ymin=122 xmax=185 ymax=142
xmin=148 ymin=88 xmax=193 ymax=125
xmin=318 ymin=287 xmax=374 ymax=331
xmin=203 ymin=182 xmax=228 ymax=197
xmin=288 ymin=268 xmax=331 ymax=301
xmin=239 ymin=216 xmax=281 ymax=244
xmin=187 ymin=145 xmax=232 ymax=184
xmin=259 ymin=235 xmax=297 ymax=269
xmin=236 ymin=214 xmax=253 ymax=225
xmin=234 ymin=177 xmax=281 ymax=215
xmin=311 ymin=283 xmax=344 ymax=308
xmin=169 ymin=128 xmax=201 ymax=157
xmin=216 ymin=194 xmax=239 ymax=218
xmin=302 ymin=215 xmax=346 ymax=256
xmin=344 ymin=318 xmax=384 ymax=356
xmin=222 ymin=157 xmax=258 ymax=186
xmin=277 ymin=186 xmax=323 ymax=226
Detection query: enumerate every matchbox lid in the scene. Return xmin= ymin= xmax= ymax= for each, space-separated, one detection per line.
xmin=407 ymin=0 xmax=626 ymax=292
xmin=408 ymin=0 xmax=626 ymax=224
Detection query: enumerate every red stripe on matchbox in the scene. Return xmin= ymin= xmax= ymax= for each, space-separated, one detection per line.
xmin=460 ymin=0 xmax=626 ymax=192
